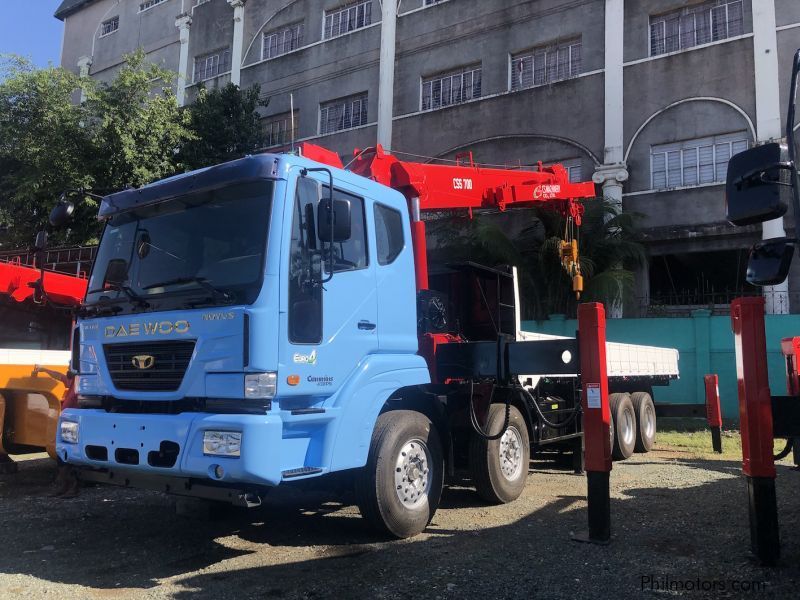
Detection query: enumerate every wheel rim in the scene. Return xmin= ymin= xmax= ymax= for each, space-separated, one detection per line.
xmin=498 ymin=425 xmax=524 ymax=481
xmin=394 ymin=438 xmax=431 ymax=509
xmin=622 ymin=409 xmax=635 ymax=446
xmin=643 ymin=403 xmax=655 ymax=439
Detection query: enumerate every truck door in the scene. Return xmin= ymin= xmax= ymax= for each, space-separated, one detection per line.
xmin=280 ymin=178 xmax=378 ymax=400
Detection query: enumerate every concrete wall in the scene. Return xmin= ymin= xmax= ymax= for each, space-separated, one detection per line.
xmin=523 ymin=312 xmax=800 ymax=420
xmin=60 ymin=0 xmax=182 ymax=87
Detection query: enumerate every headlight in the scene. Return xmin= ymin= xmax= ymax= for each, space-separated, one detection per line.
xmin=203 ymin=431 xmax=242 ymax=457
xmin=244 ymin=372 xmax=277 ymax=399
xmin=60 ymin=421 xmax=79 ymax=444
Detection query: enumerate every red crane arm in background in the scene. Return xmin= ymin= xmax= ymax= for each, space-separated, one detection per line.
xmin=300 ymin=143 xmax=598 ymax=291
xmin=348 ymin=145 xmax=596 ymax=221
xmin=0 ymin=259 xmax=87 ymax=307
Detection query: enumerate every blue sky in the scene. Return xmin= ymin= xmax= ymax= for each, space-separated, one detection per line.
xmin=1 ymin=1 xmax=65 ymax=67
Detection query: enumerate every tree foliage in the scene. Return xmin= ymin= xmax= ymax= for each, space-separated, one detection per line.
xmin=179 ymin=83 xmax=267 ymax=171
xmin=428 ymin=198 xmax=647 ymax=319
xmin=0 ymin=50 xmax=192 ymax=248
xmin=0 ymin=53 xmax=270 ymax=250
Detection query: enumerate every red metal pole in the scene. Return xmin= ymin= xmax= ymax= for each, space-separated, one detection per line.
xmin=575 ymin=302 xmax=611 ymax=543
xmin=730 ymin=296 xmax=779 ymax=565
xmin=704 ymin=374 xmax=723 ymax=453
xmin=411 ymin=219 xmax=429 ymax=291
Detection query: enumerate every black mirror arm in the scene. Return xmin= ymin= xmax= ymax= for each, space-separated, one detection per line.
xmin=735 ymin=161 xmax=796 ymax=188
xmin=301 ymin=167 xmax=335 ymax=284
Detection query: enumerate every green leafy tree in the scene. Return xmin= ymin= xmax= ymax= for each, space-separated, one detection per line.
xmin=0 ymin=50 xmax=192 ymax=248
xmin=0 ymin=56 xmax=94 ymax=248
xmin=84 ymin=50 xmax=193 ymax=192
xmin=180 ymin=83 xmax=268 ymax=170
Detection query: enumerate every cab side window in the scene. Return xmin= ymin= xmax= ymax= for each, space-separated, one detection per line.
xmin=374 ymin=203 xmax=404 ymax=265
xmin=323 ymin=187 xmax=368 ymax=273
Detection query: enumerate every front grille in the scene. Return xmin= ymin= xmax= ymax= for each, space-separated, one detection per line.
xmin=103 ymin=340 xmax=195 ymax=391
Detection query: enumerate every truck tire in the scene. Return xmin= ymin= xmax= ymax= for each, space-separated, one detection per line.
xmin=609 ymin=392 xmax=635 ymax=460
xmin=355 ymin=410 xmax=444 ymax=539
xmin=468 ymin=404 xmax=530 ymax=504
xmin=631 ymin=392 xmax=656 ymax=452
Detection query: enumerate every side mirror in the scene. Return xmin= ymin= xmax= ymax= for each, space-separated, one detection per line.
xmin=33 ymin=231 xmax=48 ymax=252
xmin=318 ymin=198 xmax=352 ymax=243
xmin=49 ymin=199 xmax=76 ymax=227
xmin=726 ymin=143 xmax=793 ymax=226
xmin=746 ymin=238 xmax=795 ymax=286
xmin=103 ymin=258 xmax=130 ymax=287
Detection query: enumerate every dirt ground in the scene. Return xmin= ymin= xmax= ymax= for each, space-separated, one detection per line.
xmin=0 ymin=445 xmax=798 ymax=600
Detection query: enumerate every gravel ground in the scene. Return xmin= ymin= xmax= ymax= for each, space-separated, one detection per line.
xmin=0 ymin=446 xmax=798 ymax=600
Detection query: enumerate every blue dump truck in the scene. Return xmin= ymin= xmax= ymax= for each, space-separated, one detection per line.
xmin=54 ymin=145 xmax=678 ymax=537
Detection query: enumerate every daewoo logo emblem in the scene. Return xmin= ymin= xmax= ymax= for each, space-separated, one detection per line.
xmin=131 ymin=355 xmax=155 ymax=370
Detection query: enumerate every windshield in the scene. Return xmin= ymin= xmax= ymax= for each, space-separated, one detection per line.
xmin=85 ymin=181 xmax=273 ymax=314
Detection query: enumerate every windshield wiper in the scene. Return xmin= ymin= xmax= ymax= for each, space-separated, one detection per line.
xmin=86 ymin=283 xmax=150 ymax=308
xmin=79 ymin=302 xmax=124 ymax=318
xmin=143 ymin=276 xmax=234 ymax=303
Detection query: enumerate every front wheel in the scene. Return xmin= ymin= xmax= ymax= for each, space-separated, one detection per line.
xmin=469 ymin=404 xmax=530 ymax=504
xmin=355 ymin=410 xmax=444 ymax=538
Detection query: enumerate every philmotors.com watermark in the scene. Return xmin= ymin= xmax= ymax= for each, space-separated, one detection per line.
xmin=641 ymin=575 xmax=767 ymax=594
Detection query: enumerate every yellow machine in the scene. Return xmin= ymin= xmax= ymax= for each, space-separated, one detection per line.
xmin=0 ymin=352 xmax=70 ymax=467
xmin=0 ymin=253 xmax=86 ymax=472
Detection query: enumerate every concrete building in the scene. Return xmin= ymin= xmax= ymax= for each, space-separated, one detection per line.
xmin=55 ymin=0 xmax=800 ymax=315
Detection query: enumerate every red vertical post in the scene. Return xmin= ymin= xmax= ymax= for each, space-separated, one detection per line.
xmin=730 ymin=296 xmax=779 ymax=565
xmin=704 ymin=374 xmax=723 ymax=453
xmin=410 ymin=219 xmax=429 ymax=291
xmin=575 ymin=302 xmax=611 ymax=544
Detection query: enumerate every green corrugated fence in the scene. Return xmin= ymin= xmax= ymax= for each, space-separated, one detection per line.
xmin=522 ymin=310 xmax=800 ymax=420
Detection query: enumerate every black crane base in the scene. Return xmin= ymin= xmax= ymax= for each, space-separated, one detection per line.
xmin=572 ymin=470 xmax=610 ymax=545
xmin=746 ymin=476 xmax=780 ymax=566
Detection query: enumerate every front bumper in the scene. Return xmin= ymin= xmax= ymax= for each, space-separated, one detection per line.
xmin=57 ymin=408 xmax=336 ymax=486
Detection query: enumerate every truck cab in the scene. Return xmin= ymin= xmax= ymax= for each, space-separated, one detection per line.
xmin=59 ymin=153 xmax=430 ymax=503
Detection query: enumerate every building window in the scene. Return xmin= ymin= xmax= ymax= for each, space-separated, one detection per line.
xmin=262 ymin=112 xmax=298 ymax=148
xmin=193 ymin=48 xmax=231 ymax=83
xmin=262 ymin=22 xmax=305 ymax=60
xmin=649 ymin=1 xmax=743 ymax=57
xmin=557 ymin=158 xmax=583 ymax=183
xmin=139 ymin=0 xmax=168 ymax=12
xmin=650 ymin=132 xmax=748 ymax=190
xmin=319 ymin=93 xmax=368 ymax=134
xmin=100 ymin=16 xmax=119 ymax=37
xmin=421 ymin=65 xmax=482 ymax=111
xmin=324 ymin=0 xmax=372 ymax=40
xmin=511 ymin=38 xmax=581 ymax=90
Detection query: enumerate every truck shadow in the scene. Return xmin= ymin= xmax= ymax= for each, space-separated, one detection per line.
xmin=0 ymin=455 xmax=797 ymax=597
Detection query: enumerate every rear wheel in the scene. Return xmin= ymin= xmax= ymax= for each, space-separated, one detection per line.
xmin=631 ymin=392 xmax=656 ymax=452
xmin=355 ymin=410 xmax=444 ymax=538
xmin=469 ymin=404 xmax=530 ymax=504
xmin=609 ymin=392 xmax=636 ymax=460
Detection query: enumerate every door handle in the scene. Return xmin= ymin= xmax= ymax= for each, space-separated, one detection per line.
xmin=358 ymin=320 xmax=376 ymax=331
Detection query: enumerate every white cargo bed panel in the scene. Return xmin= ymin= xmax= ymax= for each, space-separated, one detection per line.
xmin=0 ymin=348 xmax=71 ymax=366
xmin=517 ymin=330 xmax=679 ymax=378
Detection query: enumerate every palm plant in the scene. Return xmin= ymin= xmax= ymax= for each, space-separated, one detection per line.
xmin=426 ymin=198 xmax=647 ymax=319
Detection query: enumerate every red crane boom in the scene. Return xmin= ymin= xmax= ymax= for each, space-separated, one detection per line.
xmin=300 ymin=143 xmax=597 ymax=292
